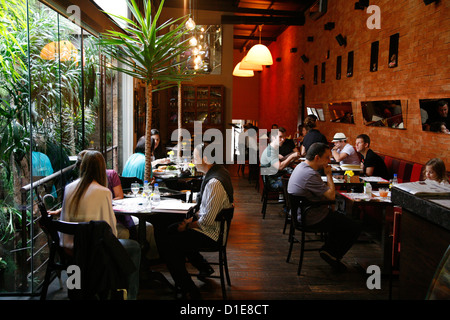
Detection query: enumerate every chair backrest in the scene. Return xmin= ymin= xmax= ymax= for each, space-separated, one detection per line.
xmin=281 ymin=176 xmax=291 ymax=212
xmin=288 ymin=193 xmax=335 ymax=228
xmin=119 ymin=176 xmax=143 ymax=191
xmin=215 ymin=206 xmax=235 ymax=247
xmin=37 ymin=196 xmax=80 ymax=260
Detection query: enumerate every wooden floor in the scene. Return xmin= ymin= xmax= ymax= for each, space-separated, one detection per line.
xmin=138 ymin=164 xmax=399 ymax=301
xmin=35 ymin=164 xmax=399 ymax=302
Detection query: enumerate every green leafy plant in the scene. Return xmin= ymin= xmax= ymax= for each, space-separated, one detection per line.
xmin=0 ymin=201 xmax=22 ymax=244
xmin=101 ymin=0 xmax=195 ymax=181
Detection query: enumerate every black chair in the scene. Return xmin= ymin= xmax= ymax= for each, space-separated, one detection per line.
xmin=190 ymin=206 xmax=235 ymax=299
xmin=261 ymin=172 xmax=283 ymax=219
xmin=119 ymin=176 xmax=143 ymax=191
xmin=37 ymin=197 xmax=77 ymax=300
xmin=37 ymin=196 xmax=133 ymax=300
xmin=281 ymin=176 xmax=291 ymax=234
xmin=286 ymin=194 xmax=335 ymax=276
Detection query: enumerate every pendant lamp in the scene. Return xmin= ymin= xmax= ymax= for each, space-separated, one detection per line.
xmin=243 ymin=25 xmax=273 ymax=65
xmin=233 ymin=62 xmax=254 ymax=77
xmin=239 ymin=57 xmax=263 ymax=71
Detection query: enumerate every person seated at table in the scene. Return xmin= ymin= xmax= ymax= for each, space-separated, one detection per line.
xmin=293 ymin=124 xmax=307 ymax=149
xmin=287 ymin=142 xmax=361 ymax=272
xmin=158 ymin=142 xmax=234 ymax=299
xmin=60 ymin=150 xmax=141 ymax=300
xmin=151 ymin=129 xmax=171 ymax=166
xmin=260 ymin=128 xmax=300 ymax=190
xmin=122 ymin=136 xmax=155 ymax=182
xmin=301 ymin=115 xmax=328 ymax=156
xmin=330 ymin=133 xmax=360 ymax=165
xmin=355 ymin=134 xmax=389 ymax=180
xmin=424 ymin=158 xmax=449 ymax=185
xmin=278 ymin=127 xmax=299 ymax=158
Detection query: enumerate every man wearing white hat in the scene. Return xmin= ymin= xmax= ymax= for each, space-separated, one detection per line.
xmin=330 ymin=133 xmax=360 ymax=165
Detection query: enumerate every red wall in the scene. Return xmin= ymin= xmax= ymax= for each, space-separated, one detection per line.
xmin=259 ymin=0 xmax=450 ymax=168
xmin=232 ymin=50 xmax=261 ymax=121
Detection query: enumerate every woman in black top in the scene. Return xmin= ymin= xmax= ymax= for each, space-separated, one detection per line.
xmin=301 ymin=116 xmax=328 ymax=156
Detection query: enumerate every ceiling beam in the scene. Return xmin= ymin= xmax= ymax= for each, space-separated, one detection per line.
xmin=164 ymin=0 xmax=304 ymax=16
xmin=221 ymin=15 xmax=305 ymax=26
xmin=234 ymin=35 xmax=277 ymax=41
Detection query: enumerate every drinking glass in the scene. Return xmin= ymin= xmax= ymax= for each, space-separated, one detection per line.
xmin=131 ymin=183 xmax=140 ymax=197
xmin=379 ymin=188 xmax=389 ymax=197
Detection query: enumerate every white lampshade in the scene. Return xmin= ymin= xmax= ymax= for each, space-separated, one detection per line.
xmin=233 ymin=62 xmax=254 ymax=77
xmin=243 ymin=44 xmax=273 ymax=65
xmin=239 ymin=57 xmax=263 ymax=71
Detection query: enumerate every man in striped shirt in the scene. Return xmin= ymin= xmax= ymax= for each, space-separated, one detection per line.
xmin=159 ymin=143 xmax=234 ymax=299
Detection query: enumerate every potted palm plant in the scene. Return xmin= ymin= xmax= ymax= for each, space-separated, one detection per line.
xmin=101 ymin=0 xmax=194 ymax=181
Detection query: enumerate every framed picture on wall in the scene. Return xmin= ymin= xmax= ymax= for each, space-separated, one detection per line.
xmin=388 ymin=33 xmax=399 ymax=68
xmin=347 ymin=51 xmax=353 ymax=77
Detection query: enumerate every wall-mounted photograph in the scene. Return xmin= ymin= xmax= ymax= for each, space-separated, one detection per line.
xmin=328 ymin=102 xmax=354 ymax=124
xmin=361 ymin=100 xmax=404 ymax=129
xmin=419 ymin=98 xmax=450 ymax=134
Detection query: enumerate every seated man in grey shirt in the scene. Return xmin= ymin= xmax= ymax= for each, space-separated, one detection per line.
xmin=287 ymin=142 xmax=361 ymax=271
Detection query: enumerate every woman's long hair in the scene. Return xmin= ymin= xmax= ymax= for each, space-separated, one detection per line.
xmin=69 ymin=150 xmax=107 ymax=215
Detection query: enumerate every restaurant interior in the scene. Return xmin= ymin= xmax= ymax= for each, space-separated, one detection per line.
xmin=0 ymin=0 xmax=449 ymax=304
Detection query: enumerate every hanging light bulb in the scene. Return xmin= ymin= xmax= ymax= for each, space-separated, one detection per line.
xmin=233 ymin=62 xmax=254 ymax=77
xmin=243 ymin=25 xmax=273 ymax=65
xmin=185 ymin=17 xmax=196 ymax=31
xmin=189 ymin=36 xmax=198 ymax=47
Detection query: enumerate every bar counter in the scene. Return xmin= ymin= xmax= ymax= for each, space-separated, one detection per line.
xmin=391 ymin=187 xmax=450 ymax=299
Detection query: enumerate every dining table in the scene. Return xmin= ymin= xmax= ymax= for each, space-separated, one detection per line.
xmin=113 ymin=196 xmax=197 ymax=249
xmin=337 ymin=189 xmax=394 ymax=275
xmin=112 ymin=196 xmax=198 ymax=289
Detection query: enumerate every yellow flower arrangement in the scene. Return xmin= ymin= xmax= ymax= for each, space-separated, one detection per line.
xmin=167 ymin=150 xmax=174 ymax=156
xmin=344 ymin=170 xmax=354 ymax=177
xmin=188 ymin=163 xmax=195 ymax=168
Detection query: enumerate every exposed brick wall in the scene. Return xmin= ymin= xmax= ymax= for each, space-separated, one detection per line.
xmin=259 ymin=0 xmax=450 ymax=169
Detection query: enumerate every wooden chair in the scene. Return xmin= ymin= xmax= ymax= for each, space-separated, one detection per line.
xmin=286 ymin=194 xmax=334 ymax=276
xmin=191 ymin=206 xmax=235 ymax=299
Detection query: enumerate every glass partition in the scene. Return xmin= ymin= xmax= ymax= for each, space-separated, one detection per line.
xmin=0 ymin=0 xmax=121 ymax=295
xmin=361 ymin=100 xmax=404 ymax=129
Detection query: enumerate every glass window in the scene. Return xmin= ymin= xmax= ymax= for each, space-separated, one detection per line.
xmin=0 ymin=0 xmax=122 ymax=294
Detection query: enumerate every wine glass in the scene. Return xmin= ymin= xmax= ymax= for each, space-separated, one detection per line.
xmin=131 ymin=183 xmax=140 ymax=198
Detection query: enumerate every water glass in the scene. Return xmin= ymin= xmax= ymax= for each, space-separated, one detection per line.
xmin=131 ymin=183 xmax=140 ymax=197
